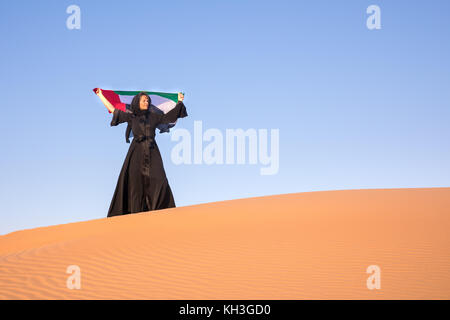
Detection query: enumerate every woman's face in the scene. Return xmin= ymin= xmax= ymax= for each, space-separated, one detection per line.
xmin=139 ymin=95 xmax=149 ymax=110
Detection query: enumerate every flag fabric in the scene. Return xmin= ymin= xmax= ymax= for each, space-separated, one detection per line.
xmin=93 ymin=88 xmax=181 ymax=134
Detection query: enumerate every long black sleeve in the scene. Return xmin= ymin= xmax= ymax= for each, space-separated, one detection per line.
xmin=158 ymin=101 xmax=188 ymax=125
xmin=111 ymin=108 xmax=132 ymax=126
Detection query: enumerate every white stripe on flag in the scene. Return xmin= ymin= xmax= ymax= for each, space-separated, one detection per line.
xmin=117 ymin=94 xmax=176 ymax=113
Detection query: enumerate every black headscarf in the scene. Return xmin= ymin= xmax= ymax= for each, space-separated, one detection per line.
xmin=130 ymin=92 xmax=151 ymax=116
xmin=125 ymin=92 xmax=152 ymax=143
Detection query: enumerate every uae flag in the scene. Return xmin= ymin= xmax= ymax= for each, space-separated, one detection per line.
xmin=92 ymin=88 xmax=181 ymax=134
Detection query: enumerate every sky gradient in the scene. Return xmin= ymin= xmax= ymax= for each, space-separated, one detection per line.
xmin=1 ymin=0 xmax=449 ymax=235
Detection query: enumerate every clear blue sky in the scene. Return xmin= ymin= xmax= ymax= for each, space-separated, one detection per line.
xmin=1 ymin=0 xmax=449 ymax=235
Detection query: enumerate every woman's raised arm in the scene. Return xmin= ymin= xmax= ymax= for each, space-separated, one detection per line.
xmin=95 ymin=88 xmax=115 ymax=113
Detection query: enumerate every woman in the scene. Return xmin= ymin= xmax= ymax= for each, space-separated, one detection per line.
xmin=96 ymin=88 xmax=188 ymax=217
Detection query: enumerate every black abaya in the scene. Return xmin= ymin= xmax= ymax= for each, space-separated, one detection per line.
xmin=107 ymin=101 xmax=188 ymax=217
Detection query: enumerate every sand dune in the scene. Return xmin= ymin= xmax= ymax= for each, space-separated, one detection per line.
xmin=0 ymin=188 xmax=449 ymax=299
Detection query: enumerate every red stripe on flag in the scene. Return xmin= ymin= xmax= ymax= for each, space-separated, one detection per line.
xmin=93 ymin=88 xmax=126 ymax=113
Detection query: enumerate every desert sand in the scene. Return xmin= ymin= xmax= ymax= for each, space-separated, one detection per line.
xmin=0 ymin=187 xmax=449 ymax=299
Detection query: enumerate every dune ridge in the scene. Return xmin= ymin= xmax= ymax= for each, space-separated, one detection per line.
xmin=1 ymin=187 xmax=449 ymax=299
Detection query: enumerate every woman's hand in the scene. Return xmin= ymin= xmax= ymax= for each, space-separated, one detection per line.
xmin=178 ymin=92 xmax=184 ymax=102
